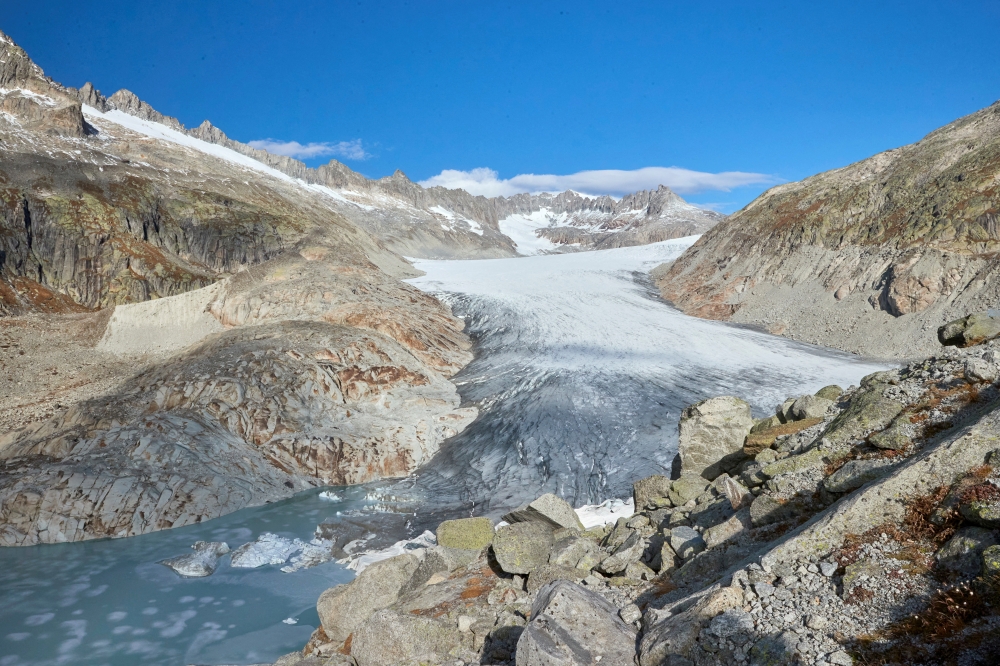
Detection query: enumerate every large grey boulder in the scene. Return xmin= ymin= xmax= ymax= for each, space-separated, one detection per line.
xmin=678 ymin=396 xmax=754 ymax=479
xmin=435 ymin=516 xmax=494 ymax=551
xmin=316 ymin=552 xmax=420 ymax=643
xmin=668 ymin=526 xmax=706 ymax=560
xmin=597 ymin=531 xmax=645 ymax=574
xmin=503 ymin=493 xmax=585 ymax=531
xmin=936 ymin=526 xmax=999 ymax=576
xmin=633 ymin=474 xmax=673 ymax=510
xmin=639 ymin=586 xmax=743 ymax=665
xmin=492 ymin=522 xmax=555 ymax=574
xmin=159 ymin=541 xmax=230 ymax=577
xmin=790 ymin=394 xmax=833 ymax=420
xmin=516 ymin=580 xmax=637 ymax=665
xmin=938 ymin=312 xmax=1000 ymax=347
xmin=350 ymin=608 xmax=470 ymax=666
xmin=549 ymin=534 xmax=605 ymax=571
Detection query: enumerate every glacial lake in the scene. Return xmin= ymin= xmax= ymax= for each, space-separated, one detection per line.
xmin=0 ymin=237 xmax=890 ymax=665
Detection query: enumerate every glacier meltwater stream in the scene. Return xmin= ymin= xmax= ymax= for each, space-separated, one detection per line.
xmin=0 ymin=238 xmax=890 ymax=665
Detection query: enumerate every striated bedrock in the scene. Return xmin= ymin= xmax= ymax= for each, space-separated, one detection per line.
xmin=0 ymin=236 xmax=476 ymax=546
xmin=657 ymin=100 xmax=1000 ymax=359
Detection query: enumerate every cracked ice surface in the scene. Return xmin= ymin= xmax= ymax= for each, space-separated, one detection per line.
xmin=399 ymin=237 xmax=890 ymax=518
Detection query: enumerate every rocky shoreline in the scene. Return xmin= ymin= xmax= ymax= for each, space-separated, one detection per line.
xmin=266 ymin=313 xmax=1000 ymax=666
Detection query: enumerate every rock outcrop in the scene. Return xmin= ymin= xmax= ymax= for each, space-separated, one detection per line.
xmin=657 ymin=99 xmax=1000 ymax=359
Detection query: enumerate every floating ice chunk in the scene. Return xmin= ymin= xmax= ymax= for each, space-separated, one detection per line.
xmin=230 ymin=533 xmax=301 ymax=568
xmin=340 ymin=530 xmax=437 ymax=572
xmin=159 ymin=541 xmax=230 ymax=577
xmin=318 ymin=491 xmax=343 ymax=501
xmin=280 ymin=538 xmax=335 ymax=573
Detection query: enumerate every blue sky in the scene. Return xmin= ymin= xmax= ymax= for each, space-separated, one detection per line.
xmin=6 ymin=1 xmax=1000 ymax=211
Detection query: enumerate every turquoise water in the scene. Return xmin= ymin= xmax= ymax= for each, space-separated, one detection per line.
xmin=0 ymin=488 xmax=372 ymax=666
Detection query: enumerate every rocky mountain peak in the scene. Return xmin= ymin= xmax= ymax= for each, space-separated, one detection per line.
xmin=74 ymin=81 xmax=109 ymax=112
xmin=107 ymin=89 xmax=185 ymax=131
xmin=0 ymin=29 xmax=47 ymax=89
xmin=190 ymin=119 xmax=228 ymax=143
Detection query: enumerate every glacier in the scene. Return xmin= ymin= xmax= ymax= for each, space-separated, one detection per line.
xmin=388 ymin=236 xmax=890 ymax=523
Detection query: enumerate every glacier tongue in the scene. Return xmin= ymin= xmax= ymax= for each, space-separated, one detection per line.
xmin=398 ymin=237 xmax=890 ymax=518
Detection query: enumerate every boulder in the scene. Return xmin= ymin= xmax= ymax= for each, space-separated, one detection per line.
xmin=790 ymin=394 xmax=833 ymax=420
xmin=492 ymin=522 xmax=555 ymax=574
xmin=159 ymin=541 xmax=230 ymax=577
xmin=549 ymin=535 xmax=605 ymax=571
xmin=633 ymin=475 xmax=673 ymax=510
xmin=936 ymin=526 xmax=998 ymax=576
xmin=959 ymin=486 xmax=1000 ymax=529
xmin=965 ymin=358 xmax=998 ymax=383
xmin=669 ymin=474 xmax=711 ymax=506
xmin=435 ymin=516 xmax=495 ymax=551
xmin=715 ymin=473 xmax=752 ymax=510
xmin=751 ymin=415 xmax=783 ymax=433
xmin=527 ymin=564 xmax=588 ymax=594
xmin=678 ymin=396 xmax=754 ymax=479
xmin=820 ymin=385 xmax=904 ymax=448
xmin=938 ymin=313 xmax=1000 ymax=347
xmin=316 ymin=552 xmax=420 ymax=643
xmin=703 ymin=508 xmax=752 ymax=550
xmin=777 ymin=398 xmax=796 ymax=424
xmin=516 ymin=580 xmax=637 ymax=666
xmin=814 ymin=385 xmax=843 ymax=401
xmin=668 ymin=526 xmax=706 ymax=560
xmin=983 ymin=545 xmax=1000 ymax=576
xmin=640 ymin=586 xmax=743 ymax=665
xmin=598 ymin=531 xmax=645 ymax=575
xmin=350 ymin=608 xmax=469 ymax=666
xmin=602 ymin=518 xmax=635 ymax=552
xmin=823 ymin=457 xmax=898 ymax=493
xmin=503 ymin=493 xmax=585 ymax=531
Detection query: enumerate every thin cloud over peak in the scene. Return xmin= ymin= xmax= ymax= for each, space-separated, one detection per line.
xmin=418 ymin=166 xmax=778 ymax=198
xmin=248 ymin=138 xmax=370 ymax=161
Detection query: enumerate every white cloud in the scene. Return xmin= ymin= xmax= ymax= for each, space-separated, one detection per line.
xmin=247 ymin=138 xmax=370 ymax=160
xmin=418 ymin=166 xmax=777 ymax=198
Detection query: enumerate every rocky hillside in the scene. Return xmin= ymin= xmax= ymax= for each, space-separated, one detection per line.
xmin=0 ymin=30 xmax=476 ymax=545
xmin=657 ymin=100 xmax=1000 ymax=359
xmin=495 ymin=185 xmax=723 ymax=254
xmin=276 ymin=315 xmax=1000 ymax=666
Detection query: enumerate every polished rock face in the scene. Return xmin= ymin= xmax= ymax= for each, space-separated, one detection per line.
xmin=658 ymin=99 xmax=1000 ymax=359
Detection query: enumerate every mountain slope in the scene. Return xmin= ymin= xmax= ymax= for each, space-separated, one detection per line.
xmin=657 ymin=100 xmax=1000 ymax=359
xmin=35 ymin=69 xmax=721 ymax=260
xmin=0 ymin=30 xmax=475 ymax=545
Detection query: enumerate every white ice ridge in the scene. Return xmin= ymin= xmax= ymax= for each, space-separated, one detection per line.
xmin=575 ymin=498 xmax=635 ymax=529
